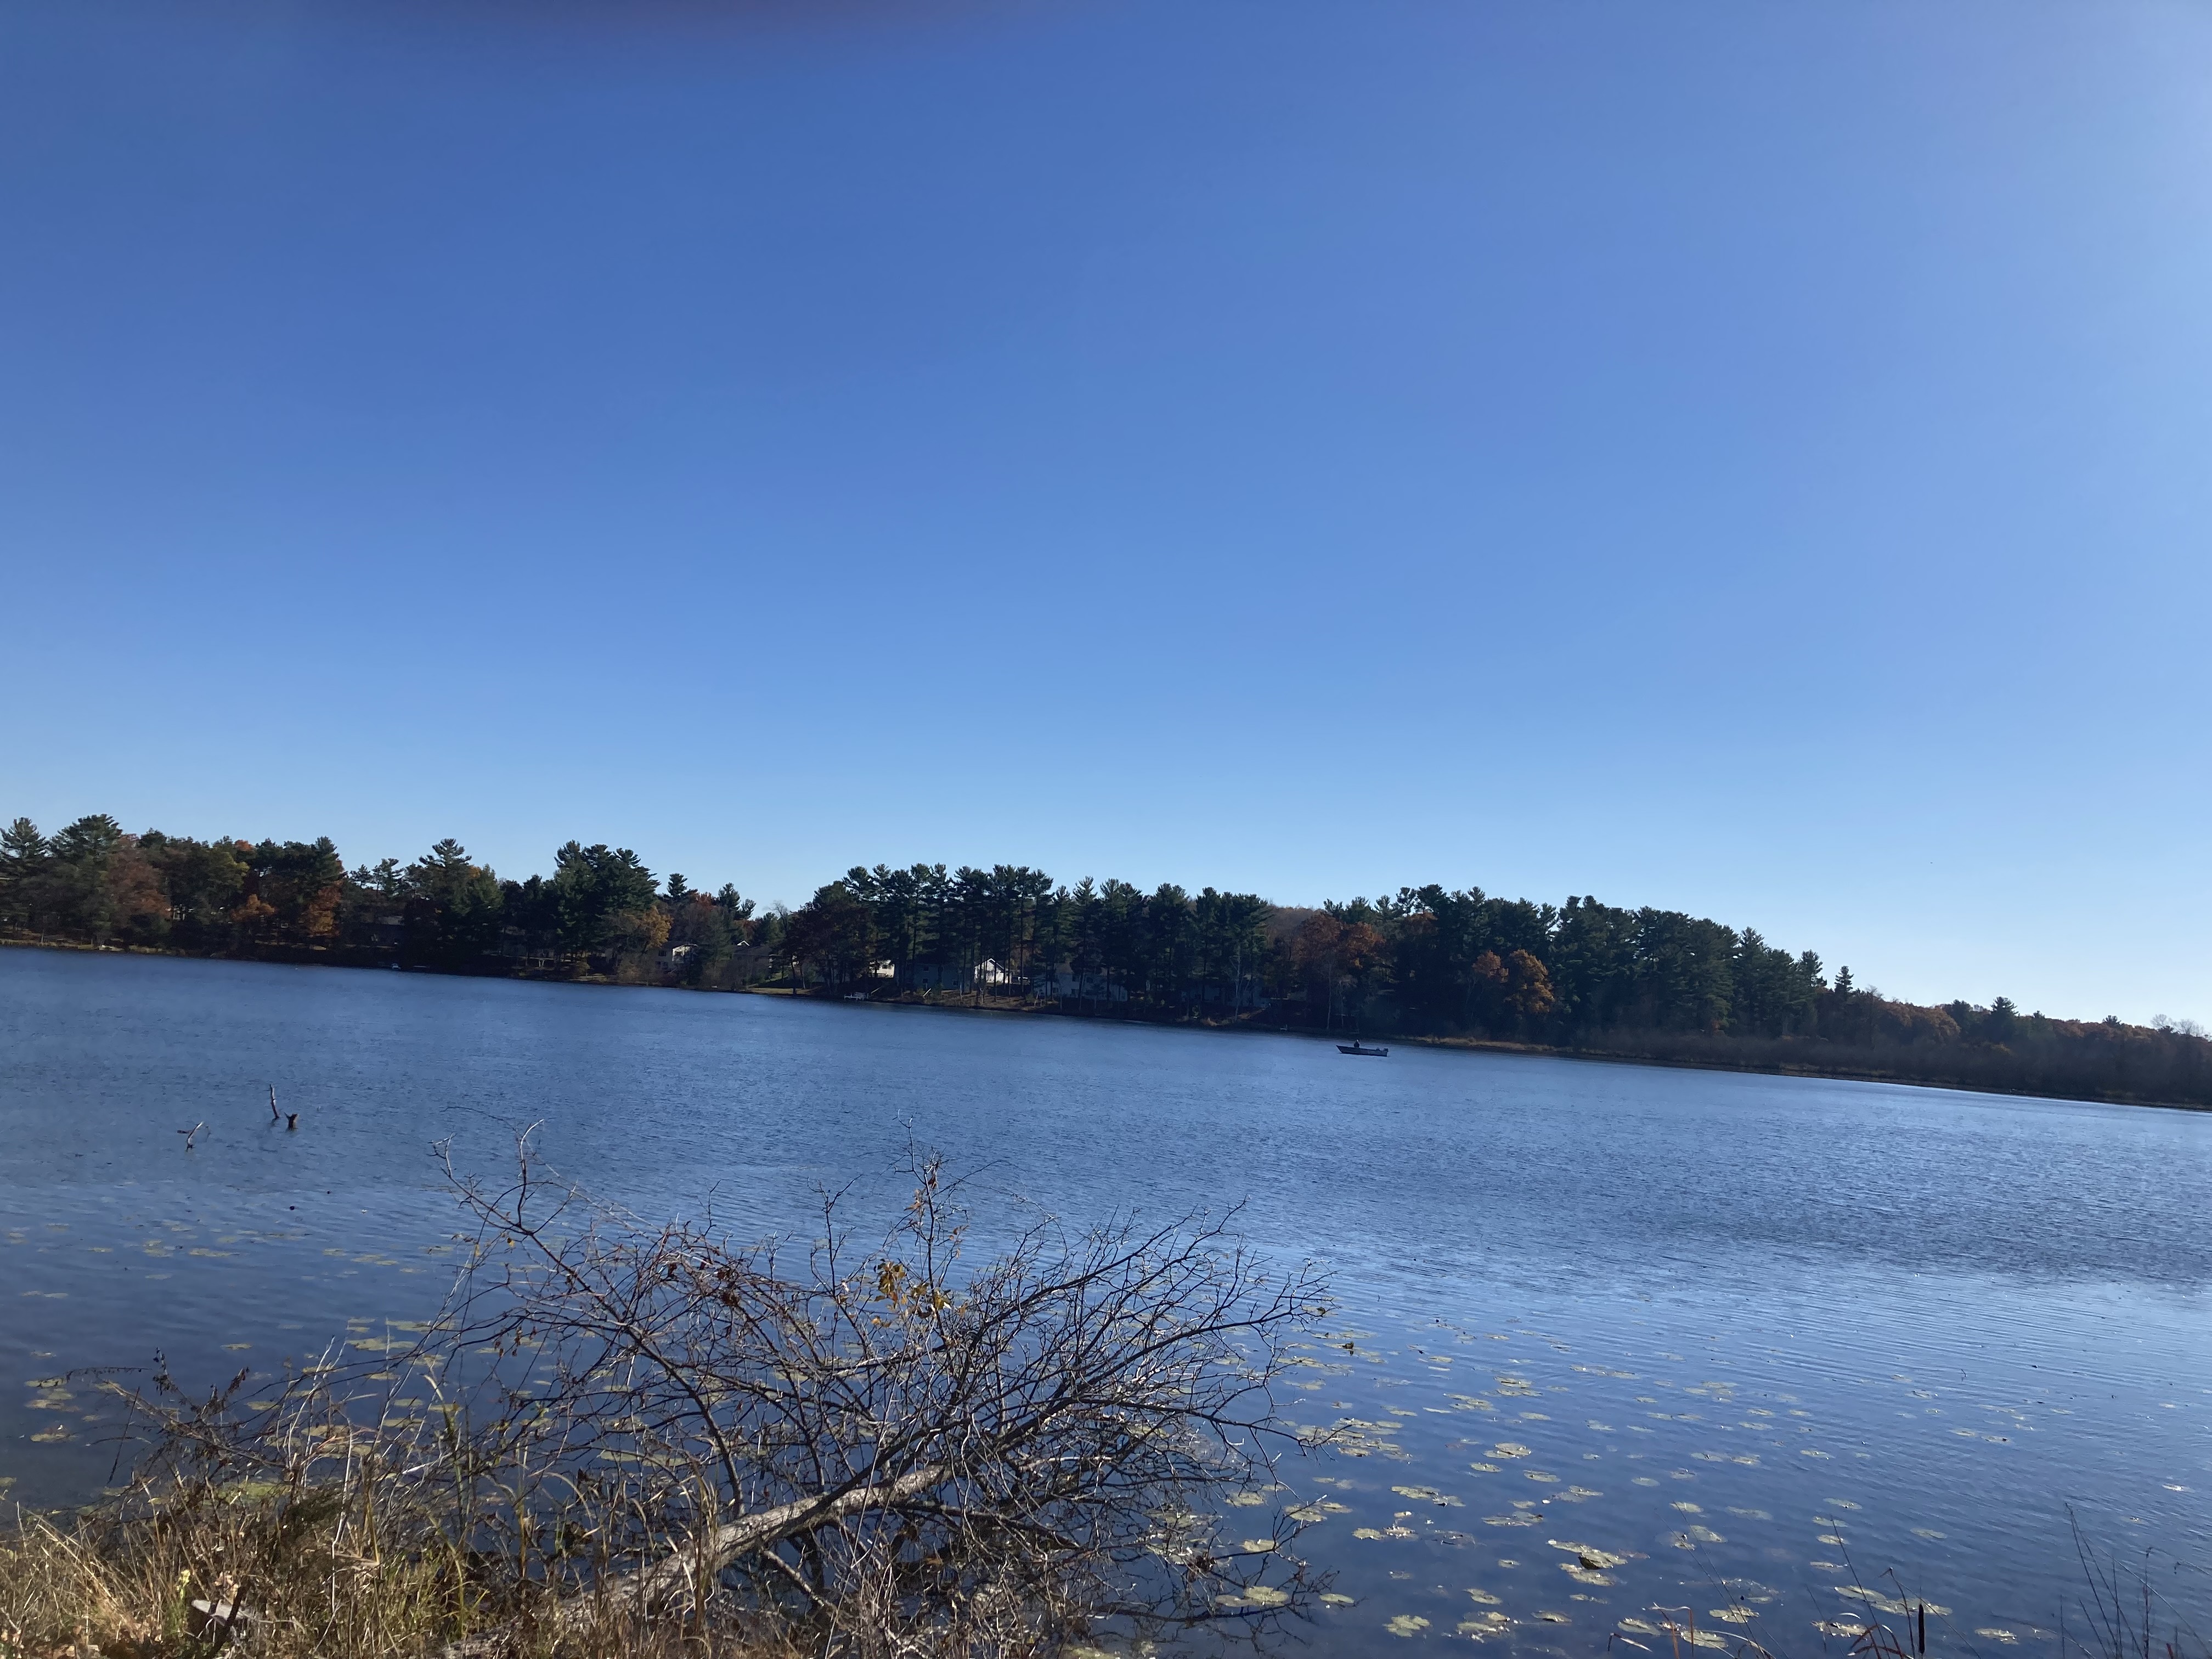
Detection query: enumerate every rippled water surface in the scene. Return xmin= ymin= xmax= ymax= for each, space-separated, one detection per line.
xmin=3 ymin=949 xmax=2208 ymax=1651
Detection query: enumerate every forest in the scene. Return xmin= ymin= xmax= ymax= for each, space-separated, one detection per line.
xmin=4 ymin=811 xmax=2207 ymax=1108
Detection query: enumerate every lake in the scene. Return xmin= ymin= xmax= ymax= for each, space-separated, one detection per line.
xmin=3 ymin=947 xmax=2207 ymax=1652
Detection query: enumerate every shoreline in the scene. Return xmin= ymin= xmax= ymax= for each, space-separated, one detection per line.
xmin=7 ymin=934 xmax=2204 ymax=1114
xmin=771 ymin=978 xmax=2212 ymax=1113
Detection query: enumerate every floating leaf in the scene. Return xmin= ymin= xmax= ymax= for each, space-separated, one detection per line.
xmin=1228 ymin=1584 xmax=1289 ymax=1607
xmin=1548 ymin=1542 xmax=1628 ymax=1570
xmin=1836 ymin=1587 xmax=1949 ymax=1617
xmin=1385 ymin=1614 xmax=1430 ymax=1637
xmin=1662 ymin=1623 xmax=1730 ymax=1649
xmin=1392 ymin=1485 xmax=1463 ymax=1506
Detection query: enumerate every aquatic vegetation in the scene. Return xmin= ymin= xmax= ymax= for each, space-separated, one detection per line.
xmin=1549 ymin=1541 xmax=1628 ymax=1570
xmin=1836 ymin=1585 xmax=1950 ymax=1617
xmin=1390 ymin=1485 xmax=1463 ymax=1506
xmin=1217 ymin=1583 xmax=1291 ymax=1609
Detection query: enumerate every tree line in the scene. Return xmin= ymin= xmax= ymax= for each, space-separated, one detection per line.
xmin=4 ymin=810 xmax=2207 ymax=1107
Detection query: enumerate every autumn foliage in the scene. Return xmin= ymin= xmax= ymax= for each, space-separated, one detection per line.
xmin=4 ymin=811 xmax=2208 ymax=1107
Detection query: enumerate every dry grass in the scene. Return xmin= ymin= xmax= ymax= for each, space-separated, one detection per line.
xmin=0 ymin=1486 xmax=798 ymax=1658
xmin=1 ymin=1511 xmax=151 ymax=1659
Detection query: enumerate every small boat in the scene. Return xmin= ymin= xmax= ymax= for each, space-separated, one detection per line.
xmin=1336 ymin=1041 xmax=1389 ymax=1057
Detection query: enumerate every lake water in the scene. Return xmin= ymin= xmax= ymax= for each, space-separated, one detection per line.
xmin=3 ymin=947 xmax=2208 ymax=1652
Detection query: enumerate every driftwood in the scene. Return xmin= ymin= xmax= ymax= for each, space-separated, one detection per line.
xmin=431 ymin=1465 xmax=957 ymax=1656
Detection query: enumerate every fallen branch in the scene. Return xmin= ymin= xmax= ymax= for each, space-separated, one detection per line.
xmin=122 ymin=1137 xmax=1327 ymax=1658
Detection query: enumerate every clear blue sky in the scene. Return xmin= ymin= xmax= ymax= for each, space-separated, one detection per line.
xmin=3 ymin=0 xmax=2207 ymax=1024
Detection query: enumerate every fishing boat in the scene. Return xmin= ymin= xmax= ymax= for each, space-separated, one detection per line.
xmin=1336 ymin=1041 xmax=1389 ymax=1057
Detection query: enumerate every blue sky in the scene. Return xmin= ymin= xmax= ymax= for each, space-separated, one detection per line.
xmin=3 ymin=0 xmax=2207 ymax=1023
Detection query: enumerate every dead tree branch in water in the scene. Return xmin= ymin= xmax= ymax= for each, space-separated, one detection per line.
xmin=120 ymin=1139 xmax=1327 ymax=1657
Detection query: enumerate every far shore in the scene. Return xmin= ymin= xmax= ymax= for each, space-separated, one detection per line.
xmin=8 ymin=934 xmax=2204 ymax=1115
